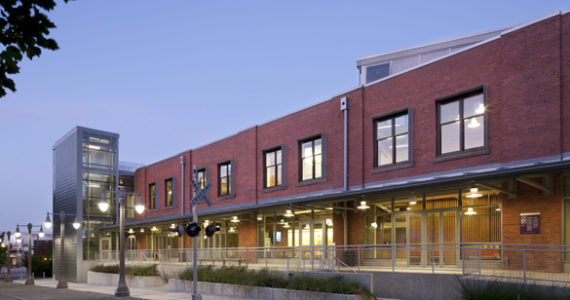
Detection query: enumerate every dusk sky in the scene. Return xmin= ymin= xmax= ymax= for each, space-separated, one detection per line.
xmin=0 ymin=1 xmax=567 ymax=234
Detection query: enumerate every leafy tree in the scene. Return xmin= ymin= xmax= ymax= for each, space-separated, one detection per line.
xmin=0 ymin=0 xmax=68 ymax=98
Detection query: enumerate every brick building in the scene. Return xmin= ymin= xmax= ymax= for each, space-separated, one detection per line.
xmin=54 ymin=11 xmax=570 ymax=282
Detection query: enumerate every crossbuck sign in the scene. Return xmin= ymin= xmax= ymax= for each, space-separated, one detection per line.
xmin=190 ymin=180 xmax=212 ymax=207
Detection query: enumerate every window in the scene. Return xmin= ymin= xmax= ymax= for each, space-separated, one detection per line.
xmin=300 ymin=136 xmax=323 ymax=181
xmin=197 ymin=169 xmax=206 ymax=189
xmin=165 ymin=178 xmax=173 ymax=207
xmin=437 ymin=88 xmax=486 ymax=155
xmin=374 ymin=110 xmax=410 ymax=166
xmin=149 ymin=183 xmax=157 ymax=209
xmin=366 ymin=63 xmax=390 ymax=84
xmin=218 ymin=162 xmax=232 ymax=196
xmin=264 ymin=147 xmax=283 ymax=188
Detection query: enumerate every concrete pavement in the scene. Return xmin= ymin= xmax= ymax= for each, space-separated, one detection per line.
xmin=8 ymin=279 xmax=268 ymax=300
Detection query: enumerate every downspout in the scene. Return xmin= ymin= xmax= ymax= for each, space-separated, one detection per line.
xmin=340 ymin=96 xmax=349 ymax=248
xmin=180 ymin=155 xmax=185 ymax=216
xmin=180 ymin=155 xmax=185 ymax=249
xmin=341 ymin=96 xmax=348 ymax=191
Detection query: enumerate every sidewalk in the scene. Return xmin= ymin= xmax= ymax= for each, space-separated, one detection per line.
xmin=13 ymin=279 xmax=268 ymax=300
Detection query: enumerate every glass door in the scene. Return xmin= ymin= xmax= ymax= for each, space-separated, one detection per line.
xmin=99 ymin=237 xmax=111 ymax=260
xmin=299 ymin=219 xmax=327 ymax=260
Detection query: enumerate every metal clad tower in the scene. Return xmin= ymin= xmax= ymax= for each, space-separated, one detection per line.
xmin=52 ymin=127 xmax=119 ymax=282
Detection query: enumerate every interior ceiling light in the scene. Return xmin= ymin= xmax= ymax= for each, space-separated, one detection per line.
xmin=371 ymin=222 xmax=378 ymax=228
xmin=284 ymin=209 xmax=294 ymax=217
xmin=326 ymin=219 xmax=332 ymax=226
xmin=406 ymin=207 xmax=411 ymax=211
xmin=151 ymin=226 xmax=158 ymax=231
xmin=465 ymin=207 xmax=477 ymax=215
xmin=257 ymin=214 xmax=262 ymax=221
xmin=229 ymin=227 xmax=236 ymax=233
xmin=127 ymin=228 xmax=134 ymax=234
xmin=304 ymin=224 xmax=310 ymax=230
xmin=231 ymin=216 xmax=240 ymax=223
xmin=466 ymin=186 xmax=483 ymax=198
xmin=357 ymin=201 xmax=370 ymax=210
xmin=409 ymin=195 xmax=417 ymax=205
xmin=495 ymin=207 xmax=501 ymax=212
xmin=283 ymin=223 xmax=291 ymax=228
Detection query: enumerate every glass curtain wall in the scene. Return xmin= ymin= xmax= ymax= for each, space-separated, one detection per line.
xmin=81 ymin=133 xmax=117 ymax=260
xmin=364 ymin=188 xmax=502 ymax=266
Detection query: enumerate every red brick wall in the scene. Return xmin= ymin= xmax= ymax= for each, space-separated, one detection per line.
xmin=132 ymin=14 xmax=568 ymax=231
xmin=502 ymin=173 xmax=563 ymax=272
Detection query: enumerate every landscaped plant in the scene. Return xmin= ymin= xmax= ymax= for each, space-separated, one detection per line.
xmin=90 ymin=264 xmax=158 ymax=276
xmin=458 ymin=277 xmax=570 ymax=300
xmin=179 ymin=266 xmax=374 ymax=298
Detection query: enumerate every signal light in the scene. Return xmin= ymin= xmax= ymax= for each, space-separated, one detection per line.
xmin=205 ymin=224 xmax=220 ymax=237
xmin=168 ymin=224 xmax=185 ymax=237
xmin=186 ymin=222 xmax=201 ymax=237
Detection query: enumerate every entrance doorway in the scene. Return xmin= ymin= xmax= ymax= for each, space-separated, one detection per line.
xmin=99 ymin=237 xmax=111 ymax=260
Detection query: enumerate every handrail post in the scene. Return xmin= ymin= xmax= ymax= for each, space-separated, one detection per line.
xmin=523 ymin=246 xmax=526 ymax=284
xmin=357 ymin=246 xmax=361 ymax=271
xmin=392 ymin=243 xmax=395 ymax=272
xmin=461 ymin=244 xmax=465 ymax=276
xmin=478 ymin=246 xmax=482 ymax=275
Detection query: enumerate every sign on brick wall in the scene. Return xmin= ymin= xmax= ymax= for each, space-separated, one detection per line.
xmin=520 ymin=212 xmax=540 ymax=234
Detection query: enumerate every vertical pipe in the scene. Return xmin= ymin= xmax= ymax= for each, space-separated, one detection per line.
xmin=56 ymin=212 xmax=67 ymax=289
xmin=341 ymin=96 xmax=348 ymax=191
xmin=180 ymin=155 xmax=185 ymax=253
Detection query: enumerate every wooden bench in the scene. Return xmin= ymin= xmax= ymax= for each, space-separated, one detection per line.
xmin=197 ymin=258 xmax=246 ymax=267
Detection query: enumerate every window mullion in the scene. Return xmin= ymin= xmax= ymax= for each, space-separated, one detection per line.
xmin=392 ymin=118 xmax=396 ymax=164
xmin=460 ymin=99 xmax=465 ymax=151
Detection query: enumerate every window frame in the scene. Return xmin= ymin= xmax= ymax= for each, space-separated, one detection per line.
xmin=298 ymin=134 xmax=325 ymax=182
xmin=217 ymin=161 xmax=233 ymax=197
xmin=196 ymin=168 xmax=207 ymax=189
xmin=373 ymin=108 xmax=412 ymax=168
xmin=148 ymin=182 xmax=157 ymax=210
xmin=263 ymin=146 xmax=285 ymax=189
xmin=164 ymin=177 xmax=174 ymax=207
xmin=436 ymin=86 xmax=487 ymax=157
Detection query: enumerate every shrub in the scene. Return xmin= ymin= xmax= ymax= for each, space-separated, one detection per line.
xmin=179 ymin=266 xmax=373 ymax=297
xmin=90 ymin=264 xmax=157 ymax=276
xmin=458 ymin=277 xmax=570 ymax=300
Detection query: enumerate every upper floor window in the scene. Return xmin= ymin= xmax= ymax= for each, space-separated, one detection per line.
xmin=149 ymin=183 xmax=157 ymax=210
xmin=264 ymin=147 xmax=283 ymax=188
xmin=437 ymin=88 xmax=486 ymax=155
xmin=218 ymin=161 xmax=232 ymax=196
xmin=300 ymin=136 xmax=323 ymax=181
xmin=197 ymin=168 xmax=206 ymax=189
xmin=375 ymin=110 xmax=410 ymax=167
xmin=165 ymin=178 xmax=173 ymax=207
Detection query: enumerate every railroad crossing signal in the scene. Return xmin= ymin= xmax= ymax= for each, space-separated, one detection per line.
xmin=190 ymin=180 xmax=212 ymax=207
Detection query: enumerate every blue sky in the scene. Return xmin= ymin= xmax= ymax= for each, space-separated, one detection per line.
xmin=0 ymin=1 xmax=567 ymax=233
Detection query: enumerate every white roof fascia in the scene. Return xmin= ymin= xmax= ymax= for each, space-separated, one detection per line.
xmin=356 ymin=27 xmax=510 ymax=67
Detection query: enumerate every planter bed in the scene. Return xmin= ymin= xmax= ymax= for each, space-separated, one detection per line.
xmin=167 ymin=279 xmax=370 ymax=300
xmin=87 ymin=271 xmax=163 ymax=288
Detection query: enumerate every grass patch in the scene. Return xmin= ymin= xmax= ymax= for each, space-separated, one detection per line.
xmin=90 ymin=264 xmax=158 ymax=276
xmin=458 ymin=277 xmax=570 ymax=300
xmin=179 ymin=266 xmax=373 ymax=298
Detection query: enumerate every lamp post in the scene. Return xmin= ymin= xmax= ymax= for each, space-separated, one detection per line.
xmin=44 ymin=211 xmax=81 ymax=289
xmin=14 ymin=223 xmax=45 ymax=285
xmin=99 ymin=190 xmax=144 ymax=297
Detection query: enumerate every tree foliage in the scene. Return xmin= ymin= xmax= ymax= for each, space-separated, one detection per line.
xmin=0 ymin=0 xmax=67 ymax=98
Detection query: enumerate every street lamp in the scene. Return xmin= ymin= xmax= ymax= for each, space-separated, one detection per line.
xmin=0 ymin=231 xmax=12 ymax=282
xmin=14 ymin=223 xmax=44 ymax=285
xmin=99 ymin=190 xmax=144 ymax=297
xmin=44 ymin=211 xmax=81 ymax=289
